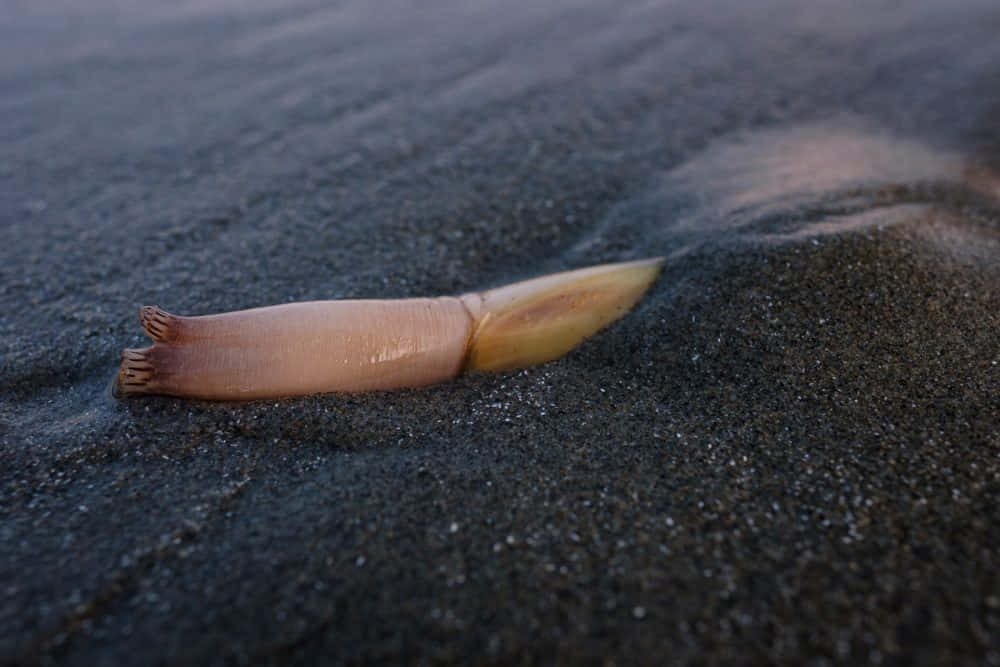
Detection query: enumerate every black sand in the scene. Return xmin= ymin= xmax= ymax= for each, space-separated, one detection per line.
xmin=2 ymin=1 xmax=999 ymax=664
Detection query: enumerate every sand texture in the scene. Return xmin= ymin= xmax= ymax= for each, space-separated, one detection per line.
xmin=2 ymin=1 xmax=999 ymax=664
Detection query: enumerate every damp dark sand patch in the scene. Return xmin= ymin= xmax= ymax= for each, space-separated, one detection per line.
xmin=5 ymin=218 xmax=998 ymax=665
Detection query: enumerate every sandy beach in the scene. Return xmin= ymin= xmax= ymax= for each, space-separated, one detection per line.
xmin=2 ymin=1 xmax=998 ymax=664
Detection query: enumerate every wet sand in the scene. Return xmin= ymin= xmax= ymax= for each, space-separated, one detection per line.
xmin=2 ymin=1 xmax=999 ymax=664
